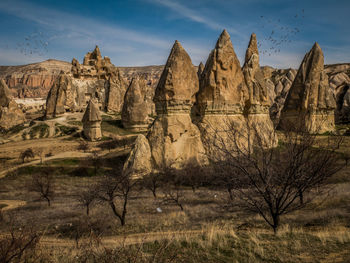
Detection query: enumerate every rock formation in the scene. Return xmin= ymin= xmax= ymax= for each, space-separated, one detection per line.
xmin=123 ymin=134 xmax=152 ymax=177
xmin=195 ymin=30 xmax=248 ymax=149
xmin=45 ymin=46 xmax=127 ymax=118
xmin=0 ymin=79 xmax=25 ymax=130
xmin=125 ymin=40 xmax=207 ymax=174
xmin=325 ymin=64 xmax=350 ymax=123
xmin=45 ymin=72 xmax=74 ymax=118
xmin=268 ymin=68 xmax=297 ymax=126
xmin=196 ymin=30 xmax=247 ymax=118
xmin=82 ymin=100 xmax=102 ymax=141
xmin=0 ymin=59 xmax=71 ymax=99
xmin=242 ymin=33 xmax=277 ymax=146
xmin=278 ymin=43 xmax=336 ymax=133
xmin=197 ymin=62 xmax=204 ymax=79
xmin=121 ymin=77 xmax=150 ymax=132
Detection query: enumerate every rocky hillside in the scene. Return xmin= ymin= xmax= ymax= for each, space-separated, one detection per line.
xmin=0 ymin=60 xmax=164 ymax=99
xmin=0 ymin=59 xmax=71 ymax=98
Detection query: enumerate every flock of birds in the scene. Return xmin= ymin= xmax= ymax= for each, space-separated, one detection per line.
xmin=15 ymin=31 xmax=51 ymax=57
xmin=1 ymin=9 xmax=306 ymax=59
xmin=257 ymin=9 xmax=305 ymax=57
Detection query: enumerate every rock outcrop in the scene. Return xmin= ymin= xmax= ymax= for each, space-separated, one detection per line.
xmin=0 ymin=79 xmax=26 ymax=130
xmin=195 ymin=30 xmax=248 ymax=149
xmin=82 ymin=100 xmax=102 ymax=141
xmin=0 ymin=59 xmax=71 ymax=99
xmin=121 ymin=77 xmax=150 ymax=132
xmin=325 ymin=64 xmax=350 ymax=123
xmin=278 ymin=43 xmax=336 ymax=133
xmin=242 ymin=33 xmax=277 ymax=147
xmin=125 ymin=40 xmax=207 ymax=174
xmin=268 ymin=68 xmax=297 ymax=126
xmin=196 ymin=30 xmax=247 ymax=117
xmin=197 ymin=62 xmax=204 ymax=79
xmin=45 ymin=46 xmax=127 ymax=118
xmin=123 ymin=134 xmax=152 ymax=177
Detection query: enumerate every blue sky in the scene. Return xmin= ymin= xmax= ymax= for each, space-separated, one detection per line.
xmin=0 ymin=0 xmax=349 ymax=68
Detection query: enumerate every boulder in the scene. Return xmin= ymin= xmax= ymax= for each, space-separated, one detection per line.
xmin=123 ymin=134 xmax=153 ymax=177
xmin=0 ymin=79 xmax=25 ymax=130
xmin=278 ymin=43 xmax=336 ymax=133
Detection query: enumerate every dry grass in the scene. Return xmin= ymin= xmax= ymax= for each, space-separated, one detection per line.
xmin=0 ymin=137 xmax=350 ymax=262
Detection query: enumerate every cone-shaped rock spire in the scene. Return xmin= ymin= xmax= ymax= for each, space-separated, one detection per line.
xmin=154 ymin=40 xmax=199 ymax=114
xmin=82 ymin=100 xmax=102 ymax=141
xmin=242 ymin=33 xmax=269 ymax=110
xmin=279 ymin=42 xmax=336 ymax=133
xmin=124 ymin=40 xmax=207 ymax=174
xmin=196 ymin=29 xmax=247 ymax=115
xmin=121 ymin=77 xmax=150 ymax=132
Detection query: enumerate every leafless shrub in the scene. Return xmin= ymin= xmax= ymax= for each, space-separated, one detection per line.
xmin=28 ymin=167 xmax=55 ymax=206
xmin=76 ymin=185 xmax=98 ymax=216
xmin=96 ymin=160 xmax=138 ymax=226
xmin=141 ymin=172 xmax=163 ymax=198
xmin=160 ymin=169 xmax=186 ymax=211
xmin=19 ymin=148 xmax=34 ymax=163
xmin=204 ymin=117 xmax=346 ymax=233
xmin=0 ymin=221 xmax=41 ymax=263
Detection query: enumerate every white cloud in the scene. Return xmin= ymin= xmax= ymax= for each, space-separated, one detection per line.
xmin=146 ymin=0 xmax=243 ymax=38
xmin=0 ymin=0 xmax=171 ymax=49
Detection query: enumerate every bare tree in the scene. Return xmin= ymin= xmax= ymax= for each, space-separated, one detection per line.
xmin=160 ymin=169 xmax=186 ymax=211
xmin=0 ymin=222 xmax=40 ymax=263
xmin=204 ymin=118 xmax=345 ymax=234
xmin=19 ymin=148 xmax=34 ymax=163
xmin=141 ymin=172 xmax=163 ymax=198
xmin=76 ymin=185 xmax=97 ymax=216
xmin=96 ymin=161 xmax=137 ymax=226
xmin=28 ymin=168 xmax=55 ymax=206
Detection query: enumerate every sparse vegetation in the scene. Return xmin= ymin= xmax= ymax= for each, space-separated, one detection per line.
xmin=19 ymin=148 xmax=35 ymax=163
xmin=28 ymin=167 xmax=55 ymax=206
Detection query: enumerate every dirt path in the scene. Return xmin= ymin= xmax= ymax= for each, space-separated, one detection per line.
xmin=0 ymin=200 xmax=27 ymax=211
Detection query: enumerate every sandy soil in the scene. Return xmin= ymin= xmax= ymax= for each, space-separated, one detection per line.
xmin=0 ymin=199 xmax=27 ymax=211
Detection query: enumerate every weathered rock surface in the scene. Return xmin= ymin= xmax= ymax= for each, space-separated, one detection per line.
xmin=242 ymin=33 xmax=277 ymax=147
xmin=121 ymin=77 xmax=151 ymax=132
xmin=197 ymin=62 xmax=204 ymax=79
xmin=243 ymin=33 xmax=270 ymax=112
xmin=196 ymin=30 xmax=247 ymax=117
xmin=279 ymin=43 xmax=336 ymax=133
xmin=195 ymin=30 xmax=249 ymax=151
xmin=123 ymin=134 xmax=153 ymax=177
xmin=0 ymin=60 xmax=71 ymax=98
xmin=325 ymin=64 xmax=350 ymax=123
xmin=0 ymin=79 xmax=26 ymax=130
xmin=45 ymin=46 xmax=127 ymax=118
xmin=125 ymin=40 xmax=207 ymax=174
xmin=82 ymin=99 xmax=102 ymax=141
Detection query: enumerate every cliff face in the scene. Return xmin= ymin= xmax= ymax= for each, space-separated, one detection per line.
xmin=0 ymin=59 xmax=71 ymax=98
